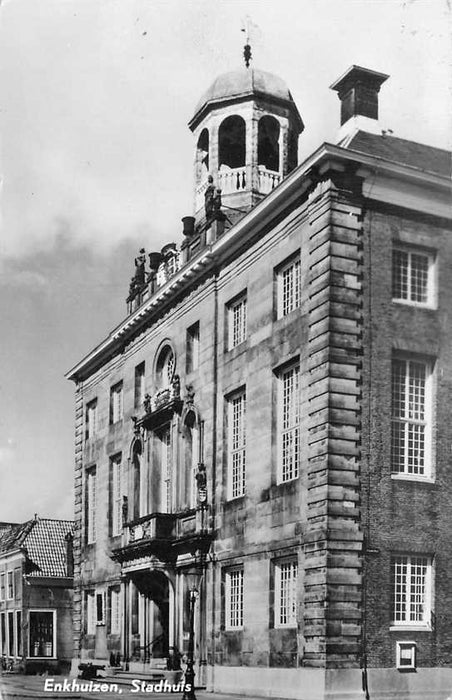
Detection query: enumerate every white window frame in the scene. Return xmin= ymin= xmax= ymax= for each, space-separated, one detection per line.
xmin=227 ymin=294 xmax=247 ymax=350
xmin=7 ymin=571 xmax=14 ymax=600
xmin=227 ymin=390 xmax=246 ymax=499
xmin=110 ymin=588 xmax=121 ymax=635
xmin=277 ymin=362 xmax=300 ymax=483
xmin=396 ymin=641 xmax=417 ymax=670
xmin=110 ymin=454 xmax=122 ymax=537
xmin=160 ymin=427 xmax=172 ymax=514
xmin=96 ymin=591 xmax=106 ymax=626
xmin=86 ymin=467 xmax=97 ymax=544
xmin=86 ymin=591 xmax=96 ymax=635
xmin=186 ymin=322 xmax=200 ymax=373
xmin=15 ymin=610 xmax=22 ymax=657
xmin=225 ymin=568 xmax=244 ymax=630
xmin=274 ymin=559 xmax=298 ymax=628
xmin=86 ymin=399 xmax=97 ymax=440
xmin=110 ymin=382 xmax=123 ymax=424
xmin=391 ymin=356 xmax=433 ymax=481
xmin=28 ymin=609 xmax=57 ymax=659
xmin=134 ymin=363 xmax=146 ymax=410
xmin=392 ymin=247 xmax=435 ymax=308
xmin=391 ymin=555 xmax=433 ymax=630
xmin=277 ymin=254 xmax=301 ymax=318
xmin=0 ymin=572 xmax=5 ymax=601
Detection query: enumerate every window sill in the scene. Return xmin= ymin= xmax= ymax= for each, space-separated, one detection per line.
xmin=389 ymin=625 xmax=431 ymax=632
xmin=391 ymin=474 xmax=435 ymax=485
xmin=27 ymin=656 xmax=57 ymax=660
xmin=392 ymin=299 xmax=436 ymax=311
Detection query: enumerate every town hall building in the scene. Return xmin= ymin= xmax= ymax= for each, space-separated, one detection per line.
xmin=66 ymin=55 xmax=452 ymax=699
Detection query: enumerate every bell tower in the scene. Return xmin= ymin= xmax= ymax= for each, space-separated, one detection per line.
xmin=188 ymin=48 xmax=304 ymax=224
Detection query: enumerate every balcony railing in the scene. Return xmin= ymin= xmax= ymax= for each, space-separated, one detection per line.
xmin=218 ymin=167 xmax=247 ymax=195
xmin=142 ymin=378 xmax=181 ymax=415
xmin=258 ymin=167 xmax=280 ymax=194
xmin=127 ymin=511 xmax=199 ymax=546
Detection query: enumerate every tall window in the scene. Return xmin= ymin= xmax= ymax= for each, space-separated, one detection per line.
xmin=275 ymin=560 xmax=298 ymax=627
xmin=278 ymin=363 xmax=300 ymax=483
xmin=227 ymin=294 xmax=247 ymax=350
xmin=7 ymin=571 xmax=13 ymax=599
xmin=392 ymin=248 xmax=434 ymax=306
xmin=186 ymin=322 xmax=200 ymax=373
xmin=109 ymin=588 xmax=121 ymax=635
xmin=96 ymin=592 xmax=105 ymax=625
xmin=0 ymin=613 xmax=5 ymax=654
xmin=225 ymin=569 xmax=244 ymax=630
xmin=86 ymin=591 xmax=96 ymax=635
xmin=85 ymin=399 xmax=97 ymax=440
xmin=392 ymin=555 xmax=432 ymax=627
xmin=160 ymin=428 xmax=172 ymax=513
xmin=227 ymin=391 xmax=246 ymax=499
xmin=110 ymin=454 xmax=122 ymax=536
xmin=277 ymin=254 xmax=301 ymax=318
xmin=15 ymin=610 xmax=22 ymax=656
xmin=86 ymin=467 xmax=97 ymax=544
xmin=156 ymin=346 xmax=175 ymax=389
xmin=0 ymin=573 xmax=5 ymax=601
xmin=391 ymin=357 xmax=432 ymax=478
xmin=29 ymin=611 xmax=55 ymax=658
xmin=134 ymin=363 xmax=145 ymax=410
xmin=110 ymin=382 xmax=123 ymax=424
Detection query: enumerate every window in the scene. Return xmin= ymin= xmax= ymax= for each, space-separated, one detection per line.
xmin=86 ymin=467 xmax=97 ymax=544
xmin=110 ymin=454 xmax=122 ymax=537
xmin=391 ymin=357 xmax=432 ymax=478
xmin=134 ymin=363 xmax=145 ymax=410
xmin=109 ymin=588 xmax=121 ymax=635
xmin=160 ymin=428 xmax=172 ymax=513
xmin=110 ymin=382 xmax=123 ymax=424
xmin=85 ymin=399 xmax=97 ymax=440
xmin=186 ymin=322 xmax=200 ymax=373
xmin=0 ymin=573 xmax=5 ymax=601
xmin=225 ymin=569 xmax=244 ymax=630
xmin=96 ymin=592 xmax=105 ymax=625
xmin=29 ymin=611 xmax=55 ymax=658
xmin=396 ymin=641 xmax=416 ymax=670
xmin=227 ymin=391 xmax=246 ymax=499
xmin=275 ymin=560 xmax=298 ymax=628
xmin=392 ymin=248 xmax=434 ymax=306
xmin=156 ymin=345 xmax=175 ymax=389
xmin=7 ymin=571 xmax=13 ymax=599
xmin=8 ymin=611 xmax=14 ymax=657
xmin=277 ymin=255 xmax=301 ymax=318
xmin=227 ymin=294 xmax=247 ymax=349
xmin=0 ymin=613 xmax=5 ymax=655
xmin=392 ymin=555 xmax=432 ymax=628
xmin=16 ymin=611 xmax=22 ymax=656
xmin=278 ymin=363 xmax=300 ymax=483
xmin=86 ymin=591 xmax=96 ymax=635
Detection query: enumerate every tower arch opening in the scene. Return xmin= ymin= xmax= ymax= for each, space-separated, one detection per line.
xmin=218 ymin=115 xmax=246 ymax=170
xmin=258 ymin=115 xmax=280 ymax=172
xmin=196 ymin=129 xmax=209 ymax=184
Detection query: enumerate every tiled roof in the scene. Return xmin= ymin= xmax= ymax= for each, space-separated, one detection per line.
xmin=24 ymin=518 xmax=74 ymax=578
xmin=346 ymin=130 xmax=451 ymax=178
xmin=0 ymin=518 xmax=74 ymax=578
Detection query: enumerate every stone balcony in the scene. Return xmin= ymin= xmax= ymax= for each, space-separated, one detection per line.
xmin=112 ymin=509 xmax=212 ymax=564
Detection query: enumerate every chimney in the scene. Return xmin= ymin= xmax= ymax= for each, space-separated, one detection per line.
xmin=330 ymin=65 xmax=389 ymax=140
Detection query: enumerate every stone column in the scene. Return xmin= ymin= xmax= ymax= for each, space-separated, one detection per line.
xmin=304 ymin=173 xmax=364 ymax=669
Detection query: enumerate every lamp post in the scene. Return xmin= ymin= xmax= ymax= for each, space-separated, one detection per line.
xmin=183 ymin=586 xmax=199 ymax=700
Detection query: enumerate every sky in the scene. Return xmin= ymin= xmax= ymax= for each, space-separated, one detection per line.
xmin=0 ymin=0 xmax=450 ymax=522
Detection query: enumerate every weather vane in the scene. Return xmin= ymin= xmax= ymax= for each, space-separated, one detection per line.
xmin=241 ymin=16 xmax=252 ymax=68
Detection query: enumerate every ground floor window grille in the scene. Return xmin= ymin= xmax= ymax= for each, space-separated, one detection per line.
xmin=392 ymin=555 xmax=432 ymax=626
xmin=225 ymin=568 xmax=244 ymax=630
xmin=275 ymin=560 xmax=298 ymax=627
xmin=29 ymin=611 xmax=55 ymax=658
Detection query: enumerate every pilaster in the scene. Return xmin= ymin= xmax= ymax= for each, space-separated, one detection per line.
xmin=73 ymin=384 xmax=84 ymax=658
xmin=304 ymin=174 xmax=364 ymax=669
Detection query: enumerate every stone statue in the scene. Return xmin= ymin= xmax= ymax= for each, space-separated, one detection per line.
xmin=122 ymin=496 xmax=128 ymax=526
xmin=195 ymin=463 xmax=207 ymax=504
xmin=134 ymin=248 xmax=146 ymax=286
xmin=204 ymin=175 xmax=215 ymax=219
xmin=143 ymin=393 xmax=152 ymax=414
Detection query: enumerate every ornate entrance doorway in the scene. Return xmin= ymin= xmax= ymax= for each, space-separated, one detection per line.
xmin=126 ymin=570 xmax=174 ymax=664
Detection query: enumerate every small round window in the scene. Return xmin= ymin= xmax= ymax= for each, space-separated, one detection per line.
xmin=155 ymin=345 xmax=175 ymax=389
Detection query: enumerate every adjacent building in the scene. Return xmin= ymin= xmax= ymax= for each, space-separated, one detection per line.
xmin=0 ymin=517 xmax=74 ymax=674
xmin=66 ymin=59 xmax=452 ymax=699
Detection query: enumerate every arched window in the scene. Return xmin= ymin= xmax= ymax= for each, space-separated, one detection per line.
xmin=219 ymin=115 xmax=246 ymax=169
xmin=258 ymin=115 xmax=280 ymax=172
xmin=155 ymin=345 xmax=175 ymax=390
xmin=196 ymin=129 xmax=209 ymax=183
xmin=132 ymin=441 xmax=142 ymax=521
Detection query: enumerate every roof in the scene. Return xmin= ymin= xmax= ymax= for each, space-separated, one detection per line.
xmin=330 ymin=65 xmax=389 ymax=95
xmin=0 ymin=518 xmax=74 ymax=578
xmin=346 ymin=130 xmax=452 ymax=178
xmin=191 ymin=67 xmax=303 ymax=131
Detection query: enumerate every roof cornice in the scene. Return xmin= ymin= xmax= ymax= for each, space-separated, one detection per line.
xmin=66 ymin=142 xmax=451 ymax=383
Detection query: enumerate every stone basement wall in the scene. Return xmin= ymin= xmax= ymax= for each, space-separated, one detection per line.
xmin=304 ymin=173 xmax=364 ymax=669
